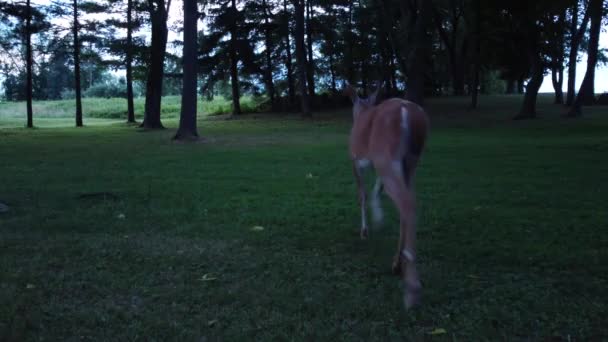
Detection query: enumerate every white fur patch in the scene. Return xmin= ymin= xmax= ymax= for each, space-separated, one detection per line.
xmin=370 ymin=178 xmax=383 ymax=224
xmin=401 ymin=249 xmax=415 ymax=262
xmin=356 ymin=159 xmax=371 ymax=169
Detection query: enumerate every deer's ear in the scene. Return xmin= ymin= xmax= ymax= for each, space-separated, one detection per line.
xmin=368 ymin=81 xmax=382 ymax=105
xmin=343 ymin=83 xmax=359 ymax=104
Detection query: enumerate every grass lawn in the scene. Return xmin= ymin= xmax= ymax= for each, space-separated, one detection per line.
xmin=0 ymin=95 xmax=607 ymax=340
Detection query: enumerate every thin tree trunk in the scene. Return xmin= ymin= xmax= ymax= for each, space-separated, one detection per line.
xmin=174 ymin=0 xmax=198 ymax=140
xmin=25 ymin=0 xmax=33 ymax=128
xmin=514 ymin=52 xmax=544 ymax=120
xmin=283 ymin=0 xmax=295 ymax=105
xmin=405 ymin=0 xmax=431 ymax=105
xmin=566 ymin=1 xmax=590 ymax=106
xmin=262 ymin=0 xmax=276 ymax=110
xmin=551 ymin=66 xmax=564 ymax=104
xmin=329 ymin=49 xmax=336 ymax=93
xmin=567 ymin=0 xmax=603 ymax=117
xmin=305 ymin=0 xmax=315 ymax=98
xmin=471 ymin=0 xmax=481 ymax=108
xmin=229 ymin=0 xmax=241 ymax=115
xmin=293 ymin=0 xmax=310 ymax=116
xmin=346 ymin=0 xmax=354 ymax=82
xmin=126 ymin=0 xmax=135 ymax=123
xmin=142 ymin=0 xmax=170 ymax=129
xmin=73 ymin=0 xmax=83 ymax=127
xmin=550 ymin=9 xmax=566 ymax=105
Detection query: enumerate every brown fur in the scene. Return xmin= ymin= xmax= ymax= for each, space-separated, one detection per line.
xmin=348 ymin=92 xmax=429 ymax=308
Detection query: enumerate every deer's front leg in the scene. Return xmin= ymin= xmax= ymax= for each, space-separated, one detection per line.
xmin=353 ymin=160 xmax=369 ymax=239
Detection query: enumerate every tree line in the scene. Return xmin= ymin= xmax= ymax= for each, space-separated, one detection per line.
xmin=0 ymin=0 xmax=606 ymax=137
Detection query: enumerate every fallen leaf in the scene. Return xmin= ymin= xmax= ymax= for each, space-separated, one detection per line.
xmin=199 ymin=274 xmax=217 ymax=282
xmin=251 ymin=226 xmax=265 ymax=231
xmin=428 ymin=328 xmax=447 ymax=335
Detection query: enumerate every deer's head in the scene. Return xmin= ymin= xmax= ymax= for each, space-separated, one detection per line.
xmin=343 ymin=82 xmax=381 ymax=118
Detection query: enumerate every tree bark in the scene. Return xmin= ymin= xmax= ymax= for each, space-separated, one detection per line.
xmin=567 ymin=0 xmax=603 ymax=117
xmin=229 ymin=0 xmax=241 ymax=116
xmin=514 ymin=52 xmax=544 ymax=120
xmin=262 ymin=0 xmax=276 ymax=110
xmin=73 ymin=0 xmax=83 ymax=127
xmin=25 ymin=0 xmax=33 ymax=128
xmin=405 ymin=0 xmax=431 ymax=105
xmin=566 ymin=1 xmax=591 ymax=106
xmin=305 ymin=0 xmax=315 ymax=98
xmin=142 ymin=0 xmax=170 ymax=129
xmin=174 ymin=0 xmax=198 ymax=140
xmin=126 ymin=0 xmax=135 ymax=123
xmin=293 ymin=0 xmax=310 ymax=116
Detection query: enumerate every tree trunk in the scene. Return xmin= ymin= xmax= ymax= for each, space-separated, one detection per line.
xmin=126 ymin=0 xmax=135 ymax=123
xmin=566 ymin=1 xmax=590 ymax=106
xmin=25 ymin=0 xmax=33 ymax=128
xmin=73 ymin=0 xmax=83 ymax=127
xmin=432 ymin=3 xmax=465 ymax=96
xmin=517 ymin=77 xmax=524 ymax=94
xmin=505 ymin=79 xmax=516 ymax=94
xmin=262 ymin=0 xmax=276 ymax=110
xmin=293 ymin=0 xmax=310 ymax=116
xmin=142 ymin=0 xmax=170 ymax=129
xmin=551 ymin=66 xmax=564 ymax=104
xmin=567 ymin=0 xmax=603 ymax=117
xmin=346 ymin=0 xmax=354 ymax=82
xmin=405 ymin=0 xmax=431 ymax=105
xmin=305 ymin=0 xmax=315 ymax=98
xmin=471 ymin=0 xmax=481 ymax=108
xmin=549 ymin=9 xmax=565 ymax=105
xmin=174 ymin=0 xmax=198 ymax=140
xmin=329 ymin=50 xmax=336 ymax=93
xmin=514 ymin=53 xmax=544 ymax=120
xmin=229 ymin=0 xmax=241 ymax=116
xmin=283 ymin=0 xmax=295 ymax=105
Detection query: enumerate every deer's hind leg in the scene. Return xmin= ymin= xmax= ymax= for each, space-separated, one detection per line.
xmin=377 ymin=161 xmax=422 ymax=309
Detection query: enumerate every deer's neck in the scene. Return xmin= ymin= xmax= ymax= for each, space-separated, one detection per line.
xmin=349 ymin=109 xmax=376 ymax=160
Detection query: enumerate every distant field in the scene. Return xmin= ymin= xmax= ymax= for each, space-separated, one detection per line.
xmin=0 ymin=95 xmax=265 ymax=124
xmin=1 ymin=95 xmax=607 ymax=339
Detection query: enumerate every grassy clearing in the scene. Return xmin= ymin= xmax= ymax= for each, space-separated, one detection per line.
xmin=0 ymin=95 xmax=607 ymax=340
xmin=0 ymin=95 xmax=265 ymax=122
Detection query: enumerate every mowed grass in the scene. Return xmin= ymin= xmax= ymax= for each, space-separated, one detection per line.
xmin=0 ymin=95 xmax=607 ymax=340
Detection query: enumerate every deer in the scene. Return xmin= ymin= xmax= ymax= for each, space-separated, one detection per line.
xmin=345 ymin=82 xmax=429 ymax=309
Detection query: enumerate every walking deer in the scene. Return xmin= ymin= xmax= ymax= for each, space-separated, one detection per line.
xmin=345 ymin=83 xmax=429 ymax=309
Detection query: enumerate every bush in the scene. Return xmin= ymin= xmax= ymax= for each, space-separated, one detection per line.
xmin=84 ymin=82 xmax=127 ymax=98
xmin=60 ymin=89 xmax=75 ymax=100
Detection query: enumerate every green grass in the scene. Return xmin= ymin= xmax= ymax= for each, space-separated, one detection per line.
xmin=0 ymin=95 xmax=265 ymax=123
xmin=1 ymin=95 xmax=607 ymax=340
